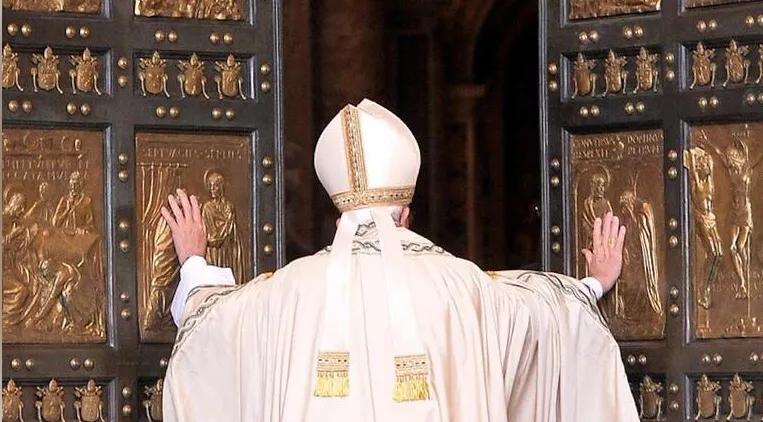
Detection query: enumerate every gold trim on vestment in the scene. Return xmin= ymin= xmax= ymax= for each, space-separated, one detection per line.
xmin=393 ymin=354 xmax=430 ymax=402
xmin=329 ymin=106 xmax=415 ymax=212
xmin=313 ymin=351 xmax=350 ymax=397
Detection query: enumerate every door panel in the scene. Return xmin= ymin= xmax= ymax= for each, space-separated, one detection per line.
xmin=2 ymin=0 xmax=284 ymax=420
xmin=541 ymin=0 xmax=763 ymax=419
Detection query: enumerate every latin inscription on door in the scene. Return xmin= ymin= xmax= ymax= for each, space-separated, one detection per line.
xmin=136 ymin=132 xmax=253 ymax=343
xmin=2 ymin=128 xmax=106 ymax=343
xmin=571 ymin=129 xmax=666 ymax=340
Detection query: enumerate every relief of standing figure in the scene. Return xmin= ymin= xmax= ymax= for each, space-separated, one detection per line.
xmin=697 ymin=126 xmax=763 ymax=299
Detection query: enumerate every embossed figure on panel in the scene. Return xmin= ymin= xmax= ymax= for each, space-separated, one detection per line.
xmin=619 ymin=190 xmax=663 ymax=317
xmin=723 ymin=40 xmax=750 ymax=87
xmin=2 ymin=129 xmax=106 ymax=343
xmin=691 ymin=42 xmax=717 ymax=89
xmin=136 ymin=133 xmax=251 ymax=342
xmin=214 ymin=54 xmax=246 ymax=100
xmin=134 ymin=0 xmax=243 ymax=20
xmin=696 ymin=127 xmax=760 ymax=301
xmin=35 ymin=379 xmax=65 ymax=422
xmin=26 ymin=182 xmax=57 ymax=224
xmin=568 ymin=0 xmax=659 ymax=20
xmin=194 ymin=0 xmax=242 ymax=19
xmin=571 ymin=130 xmax=666 ymax=339
xmin=581 ymin=172 xmax=613 ymax=271
xmin=3 ymin=0 xmax=99 ymax=13
xmin=143 ymin=379 xmax=163 ymax=422
xmin=69 ymin=48 xmax=102 ymax=95
xmin=31 ymin=47 xmax=64 ymax=94
xmin=139 ymin=51 xmax=171 ymax=98
xmin=689 ymin=123 xmax=763 ymax=339
xmin=202 ymin=169 xmax=245 ymax=282
xmin=571 ymin=130 xmax=666 ymax=340
xmin=633 ymin=47 xmax=659 ymax=94
xmin=695 ymin=375 xmax=721 ymax=420
xmin=3 ymin=190 xmax=34 ymax=328
xmin=177 ymin=53 xmax=210 ymax=99
xmin=638 ymin=376 xmax=663 ymax=421
xmin=757 ymin=45 xmax=762 ymax=85
xmin=684 ymin=146 xmax=723 ymax=310
xmin=3 ymin=44 xmax=24 ymax=91
xmin=571 ymin=53 xmax=596 ymax=98
xmin=603 ymin=50 xmax=628 ymax=96
xmin=3 ymin=379 xmax=25 ymax=422
xmin=74 ymin=380 xmax=106 ymax=422
xmin=726 ymin=373 xmax=754 ymax=421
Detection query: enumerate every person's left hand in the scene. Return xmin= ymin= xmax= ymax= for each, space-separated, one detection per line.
xmin=160 ymin=188 xmax=207 ymax=265
xmin=582 ymin=212 xmax=626 ymax=294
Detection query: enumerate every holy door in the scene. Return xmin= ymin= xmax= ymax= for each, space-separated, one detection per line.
xmin=540 ymin=0 xmax=763 ymax=419
xmin=2 ymin=1 xmax=284 ymax=420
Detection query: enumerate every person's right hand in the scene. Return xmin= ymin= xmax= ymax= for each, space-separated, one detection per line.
xmin=160 ymin=189 xmax=207 ymax=265
xmin=582 ymin=212 xmax=626 ymax=294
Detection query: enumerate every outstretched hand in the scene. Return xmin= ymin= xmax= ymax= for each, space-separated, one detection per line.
xmin=160 ymin=188 xmax=207 ymax=265
xmin=582 ymin=212 xmax=626 ymax=294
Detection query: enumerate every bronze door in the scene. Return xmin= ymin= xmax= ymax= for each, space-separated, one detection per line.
xmin=541 ymin=0 xmax=763 ymax=419
xmin=2 ymin=1 xmax=284 ymax=420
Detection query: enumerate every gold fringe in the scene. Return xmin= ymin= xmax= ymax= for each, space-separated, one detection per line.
xmin=393 ymin=354 xmax=430 ymax=402
xmin=313 ymin=351 xmax=350 ymax=397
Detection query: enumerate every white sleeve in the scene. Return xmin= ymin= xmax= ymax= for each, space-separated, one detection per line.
xmin=580 ymin=277 xmax=604 ymax=300
xmin=171 ymin=255 xmax=236 ymax=327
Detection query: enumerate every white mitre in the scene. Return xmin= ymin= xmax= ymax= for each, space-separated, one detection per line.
xmin=314 ymin=99 xmax=420 ymax=212
xmin=312 ymin=99 xmax=430 ymax=403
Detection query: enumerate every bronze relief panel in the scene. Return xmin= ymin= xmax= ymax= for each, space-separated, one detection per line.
xmin=685 ymin=0 xmax=759 ymax=9
xmin=2 ymin=378 xmax=110 ymax=422
xmin=569 ymin=49 xmax=661 ymax=100
xmin=687 ymin=122 xmax=763 ymax=339
xmin=134 ymin=0 xmax=244 ymax=20
xmin=568 ymin=0 xmax=660 ymax=21
xmin=571 ymin=129 xmax=666 ymax=340
xmin=136 ymin=51 xmax=249 ymax=101
xmin=688 ymin=41 xmax=763 ymax=90
xmin=2 ymin=45 xmax=107 ymax=97
xmin=141 ymin=378 xmax=164 ymax=421
xmin=2 ymin=128 xmax=107 ymax=344
xmin=2 ymin=0 xmax=100 ymax=14
xmin=136 ymin=132 xmax=252 ymax=343
xmin=689 ymin=373 xmax=761 ymax=420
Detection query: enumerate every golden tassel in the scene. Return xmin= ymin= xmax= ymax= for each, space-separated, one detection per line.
xmin=313 ymin=351 xmax=350 ymax=397
xmin=393 ymin=354 xmax=430 ymax=402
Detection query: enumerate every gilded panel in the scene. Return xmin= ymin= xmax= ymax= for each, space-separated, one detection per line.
xmin=687 ymin=122 xmax=763 ymax=339
xmin=687 ymin=41 xmax=763 ymax=90
xmin=136 ymin=132 xmax=252 ymax=343
xmin=134 ymin=0 xmax=244 ymax=20
xmin=2 ymin=45 xmax=107 ymax=97
xmin=688 ymin=373 xmax=762 ymax=420
xmin=135 ymin=51 xmax=248 ymax=101
xmin=567 ymin=48 xmax=661 ymax=100
xmin=571 ymin=129 xmax=666 ymax=340
xmin=568 ymin=0 xmax=659 ymax=20
xmin=2 ymin=378 xmax=110 ymax=422
xmin=685 ymin=0 xmax=758 ymax=8
xmin=2 ymin=0 xmax=100 ymax=14
xmin=2 ymin=129 xmax=106 ymax=344
xmin=627 ymin=374 xmax=666 ymax=421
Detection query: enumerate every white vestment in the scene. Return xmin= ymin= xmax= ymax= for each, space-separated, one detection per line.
xmin=163 ymin=225 xmax=639 ymax=421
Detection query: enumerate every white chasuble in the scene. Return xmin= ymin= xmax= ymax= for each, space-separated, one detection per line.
xmin=163 ymin=226 xmax=639 ymax=422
